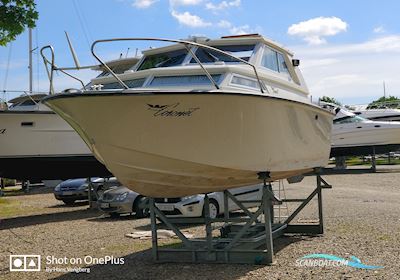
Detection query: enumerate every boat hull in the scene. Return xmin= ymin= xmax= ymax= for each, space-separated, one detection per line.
xmin=0 ymin=155 xmax=111 ymax=180
xmin=45 ymin=92 xmax=333 ymax=197
xmin=331 ymin=121 xmax=400 ymax=157
xmin=0 ymin=111 xmax=111 ymax=180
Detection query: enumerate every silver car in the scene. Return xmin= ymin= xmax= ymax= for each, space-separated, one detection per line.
xmin=97 ymin=186 xmax=148 ymax=218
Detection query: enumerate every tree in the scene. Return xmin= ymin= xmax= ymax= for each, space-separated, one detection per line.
xmin=0 ymin=0 xmax=38 ymax=46
xmin=367 ymin=96 xmax=400 ymax=109
xmin=319 ymin=96 xmax=342 ymax=106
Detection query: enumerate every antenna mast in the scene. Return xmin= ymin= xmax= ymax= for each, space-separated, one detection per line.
xmin=29 ymin=28 xmax=33 ymax=93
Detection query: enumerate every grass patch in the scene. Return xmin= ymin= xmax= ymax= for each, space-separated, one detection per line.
xmin=0 ymin=197 xmax=42 ymax=218
xmin=0 ymin=197 xmax=22 ymax=218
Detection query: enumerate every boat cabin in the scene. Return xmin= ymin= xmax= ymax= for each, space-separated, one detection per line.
xmin=89 ymin=34 xmax=309 ymax=100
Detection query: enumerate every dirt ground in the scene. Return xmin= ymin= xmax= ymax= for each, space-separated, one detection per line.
xmin=1 ymin=166 xmax=399 ymax=279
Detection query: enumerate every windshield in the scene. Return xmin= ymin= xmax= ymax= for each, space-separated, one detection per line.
xmin=334 ymin=116 xmax=366 ymax=124
xmin=190 ymin=44 xmax=255 ymax=63
xmin=138 ymin=49 xmax=187 ymax=71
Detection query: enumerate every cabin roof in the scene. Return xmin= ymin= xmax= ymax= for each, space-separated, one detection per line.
xmin=91 ymin=57 xmax=141 ymax=71
xmin=141 ymin=34 xmax=294 ymax=57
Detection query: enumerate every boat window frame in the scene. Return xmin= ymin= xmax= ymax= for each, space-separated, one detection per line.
xmin=146 ymin=73 xmax=224 ymax=88
xmin=259 ymin=44 xmax=293 ymax=81
xmin=187 ymin=44 xmax=258 ymax=65
xmin=136 ymin=48 xmax=191 ymax=71
xmin=229 ymin=73 xmax=263 ymax=91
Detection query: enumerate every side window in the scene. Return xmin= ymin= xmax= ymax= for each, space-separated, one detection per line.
xmin=277 ymin=53 xmax=289 ymax=75
xmin=261 ymin=47 xmax=278 ymax=72
xmin=20 ymin=100 xmax=36 ymax=106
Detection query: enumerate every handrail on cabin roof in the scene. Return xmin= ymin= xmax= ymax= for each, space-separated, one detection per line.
xmin=90 ymin=37 xmax=264 ymax=93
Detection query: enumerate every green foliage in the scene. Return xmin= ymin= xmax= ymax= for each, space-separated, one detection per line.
xmin=0 ymin=0 xmax=38 ymax=46
xmin=367 ymin=95 xmax=400 ymax=109
xmin=319 ymin=96 xmax=342 ymax=106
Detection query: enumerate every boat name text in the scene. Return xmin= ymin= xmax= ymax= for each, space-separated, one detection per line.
xmin=0 ymin=129 xmax=6 ymax=134
xmin=147 ymin=103 xmax=199 ymax=117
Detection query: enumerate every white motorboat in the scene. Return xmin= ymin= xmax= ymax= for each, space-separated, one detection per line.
xmin=0 ymin=56 xmax=140 ymax=181
xmin=0 ymin=93 xmax=112 ymax=180
xmin=328 ymin=105 xmax=400 ymax=156
xmin=354 ymin=108 xmax=400 ymax=122
xmin=43 ymin=35 xmax=334 ymax=197
xmin=350 ymin=101 xmax=400 ymax=121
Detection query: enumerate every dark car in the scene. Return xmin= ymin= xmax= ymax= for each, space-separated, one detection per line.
xmin=53 ymin=178 xmax=93 ymax=205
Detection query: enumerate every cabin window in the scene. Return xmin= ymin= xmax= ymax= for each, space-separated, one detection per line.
xmin=111 ymin=64 xmax=135 ymax=74
xmin=231 ymin=75 xmax=261 ymax=89
xmin=9 ymin=99 xmax=37 ymax=108
xmin=190 ymin=45 xmax=255 ymax=63
xmin=150 ymin=75 xmax=221 ymax=87
xmin=101 ymin=82 xmax=123 ymax=89
xmin=101 ymin=78 xmax=146 ymax=89
xmin=261 ymin=47 xmax=279 ymax=72
xmin=334 ymin=116 xmax=365 ymax=124
xmin=125 ymin=78 xmax=146 ymax=88
xmin=262 ymin=46 xmax=292 ymax=80
xmin=277 ymin=53 xmax=289 ymax=75
xmin=20 ymin=100 xmax=37 ymax=106
xmin=138 ymin=49 xmax=187 ymax=71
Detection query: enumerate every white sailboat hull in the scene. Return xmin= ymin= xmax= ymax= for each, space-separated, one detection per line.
xmin=45 ymin=92 xmax=333 ymax=197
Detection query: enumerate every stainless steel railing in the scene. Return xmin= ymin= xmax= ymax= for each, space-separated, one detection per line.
xmin=40 ymin=37 xmax=265 ymax=94
xmin=91 ymin=37 xmax=264 ymax=93
xmin=40 ymin=45 xmax=94 ymax=94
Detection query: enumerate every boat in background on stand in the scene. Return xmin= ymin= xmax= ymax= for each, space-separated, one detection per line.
xmin=0 ymin=29 xmax=140 ymax=181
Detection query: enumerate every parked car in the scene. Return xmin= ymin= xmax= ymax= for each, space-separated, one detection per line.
xmin=97 ymin=185 xmax=148 ymax=218
xmin=54 ymin=178 xmax=93 ymax=205
xmin=155 ymin=184 xmax=263 ymax=219
xmin=53 ymin=177 xmax=116 ymax=205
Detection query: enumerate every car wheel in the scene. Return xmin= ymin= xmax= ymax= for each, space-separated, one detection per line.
xmin=134 ymin=197 xmax=149 ymax=218
xmin=203 ymin=199 xmax=219 ymax=219
xmin=62 ymin=199 xmax=75 ymax=205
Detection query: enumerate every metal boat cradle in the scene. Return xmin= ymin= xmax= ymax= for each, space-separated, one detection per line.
xmin=147 ymin=170 xmax=331 ymax=265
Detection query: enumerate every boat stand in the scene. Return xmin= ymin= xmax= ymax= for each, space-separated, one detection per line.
xmin=148 ymin=172 xmax=332 ymax=265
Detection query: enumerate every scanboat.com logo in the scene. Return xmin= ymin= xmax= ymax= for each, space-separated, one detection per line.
xmin=147 ymin=103 xmax=199 ymax=117
xmin=297 ymin=254 xmax=384 ymax=270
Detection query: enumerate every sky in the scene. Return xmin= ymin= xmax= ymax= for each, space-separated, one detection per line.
xmin=0 ymin=0 xmax=399 ymax=105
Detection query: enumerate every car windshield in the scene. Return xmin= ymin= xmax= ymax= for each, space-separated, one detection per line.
xmin=190 ymin=44 xmax=255 ymax=63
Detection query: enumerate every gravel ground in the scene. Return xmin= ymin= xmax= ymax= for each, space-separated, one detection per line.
xmin=1 ymin=167 xmax=399 ymax=279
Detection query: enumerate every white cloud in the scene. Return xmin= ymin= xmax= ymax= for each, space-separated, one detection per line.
xmin=171 ymin=10 xmax=211 ymax=27
xmin=170 ymin=0 xmax=203 ymax=7
xmin=206 ymin=0 xmax=241 ymax=12
xmin=132 ymin=0 xmax=157 ymax=8
xmin=373 ymin=26 xmax=385 ymax=34
xmin=217 ymin=20 xmax=232 ymax=28
xmin=288 ymin=16 xmax=348 ymax=45
xmin=229 ymin=24 xmax=253 ymax=35
xmin=295 ymin=35 xmax=400 ymax=57
xmin=291 ymin=35 xmax=400 ymax=104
